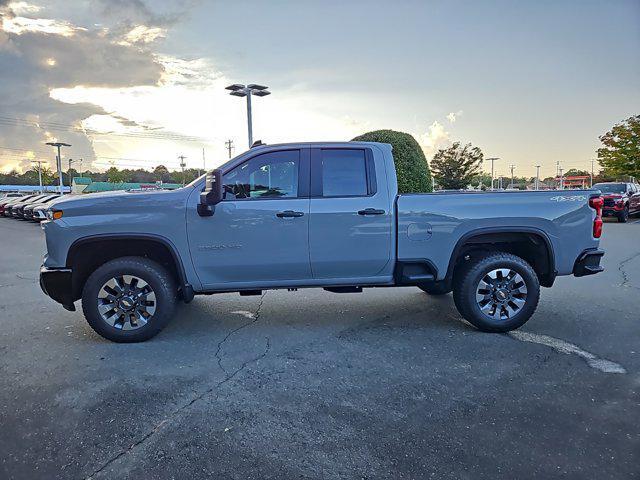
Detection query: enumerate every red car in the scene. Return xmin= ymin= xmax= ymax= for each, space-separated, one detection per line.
xmin=593 ymin=182 xmax=640 ymax=223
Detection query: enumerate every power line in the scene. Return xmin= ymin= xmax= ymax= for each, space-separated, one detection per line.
xmin=0 ymin=115 xmax=210 ymax=143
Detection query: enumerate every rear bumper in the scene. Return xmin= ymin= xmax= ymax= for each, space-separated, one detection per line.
xmin=39 ymin=266 xmax=75 ymax=310
xmin=573 ymin=249 xmax=604 ymax=277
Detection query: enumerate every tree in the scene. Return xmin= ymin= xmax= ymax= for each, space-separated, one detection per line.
xmin=352 ymin=129 xmax=432 ymax=193
xmin=598 ymin=115 xmax=640 ymax=179
xmin=565 ymin=168 xmax=590 ymax=177
xmin=106 ymin=166 xmax=129 ymax=183
xmin=430 ymin=142 xmax=483 ymax=190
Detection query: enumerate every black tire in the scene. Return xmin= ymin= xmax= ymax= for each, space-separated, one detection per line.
xmin=617 ymin=206 xmax=629 ymax=223
xmin=452 ymin=252 xmax=540 ymax=333
xmin=418 ymin=283 xmax=451 ymax=295
xmin=81 ymin=256 xmax=177 ymax=342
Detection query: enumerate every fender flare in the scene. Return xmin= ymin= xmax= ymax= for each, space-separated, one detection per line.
xmin=66 ymin=233 xmax=194 ymax=302
xmin=444 ymin=226 xmax=556 ymax=287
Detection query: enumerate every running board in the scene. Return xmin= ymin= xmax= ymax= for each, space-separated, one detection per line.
xmin=323 ymin=286 xmax=363 ymax=293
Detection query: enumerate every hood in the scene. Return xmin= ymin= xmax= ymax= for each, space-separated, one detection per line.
xmin=50 ymin=187 xmax=192 ymax=217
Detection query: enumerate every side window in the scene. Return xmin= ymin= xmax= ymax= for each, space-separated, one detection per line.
xmin=321 ymin=149 xmax=368 ymax=197
xmin=222 ymin=150 xmax=299 ymax=200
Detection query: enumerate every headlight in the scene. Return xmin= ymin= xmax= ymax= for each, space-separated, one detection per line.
xmin=46 ymin=209 xmax=63 ymax=220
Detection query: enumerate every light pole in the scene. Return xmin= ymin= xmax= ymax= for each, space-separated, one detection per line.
xmin=591 ymin=159 xmax=595 ymax=187
xmin=535 ymin=165 xmax=541 ymax=191
xmin=509 ymin=164 xmax=515 ymax=189
xmin=32 ymin=161 xmax=44 ymax=193
xmin=178 ymin=155 xmax=187 ymax=186
xmin=225 ymin=83 xmax=271 ymax=148
xmin=45 ymin=142 xmax=71 ymax=195
xmin=485 ymin=157 xmax=499 ymax=190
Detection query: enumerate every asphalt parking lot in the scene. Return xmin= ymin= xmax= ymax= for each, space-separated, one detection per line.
xmin=1 ymin=217 xmax=639 ymax=480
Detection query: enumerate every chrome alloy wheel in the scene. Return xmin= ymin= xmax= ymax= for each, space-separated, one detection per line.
xmin=475 ymin=268 xmax=527 ymax=321
xmin=97 ymin=275 xmax=156 ymax=330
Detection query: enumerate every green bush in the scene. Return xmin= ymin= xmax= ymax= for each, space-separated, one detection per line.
xmin=352 ymin=129 xmax=432 ymax=193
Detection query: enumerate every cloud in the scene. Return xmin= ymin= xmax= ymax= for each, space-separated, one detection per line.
xmin=446 ymin=110 xmax=463 ymax=123
xmin=0 ymin=0 xmax=167 ymax=172
xmin=120 ymin=24 xmax=165 ymax=45
xmin=2 ymin=15 xmax=84 ymax=36
xmin=7 ymin=2 xmax=41 ymax=15
xmin=420 ymin=120 xmax=451 ymax=156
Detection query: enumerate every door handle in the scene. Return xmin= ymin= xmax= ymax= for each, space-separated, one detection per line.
xmin=357 ymin=208 xmax=385 ymax=216
xmin=276 ymin=210 xmax=304 ymax=218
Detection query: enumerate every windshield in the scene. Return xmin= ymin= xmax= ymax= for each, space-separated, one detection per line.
xmin=593 ymin=183 xmax=626 ymax=194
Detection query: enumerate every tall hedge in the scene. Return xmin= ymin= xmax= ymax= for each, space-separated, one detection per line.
xmin=352 ymin=129 xmax=432 ymax=193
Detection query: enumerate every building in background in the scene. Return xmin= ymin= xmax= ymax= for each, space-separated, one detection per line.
xmin=81 ymin=180 xmax=182 ymax=193
xmin=72 ymin=177 xmax=92 ymax=194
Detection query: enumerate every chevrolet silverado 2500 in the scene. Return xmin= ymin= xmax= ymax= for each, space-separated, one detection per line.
xmin=40 ymin=142 xmax=605 ymax=342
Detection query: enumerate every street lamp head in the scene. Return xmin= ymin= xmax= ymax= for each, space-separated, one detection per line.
xmin=252 ymin=90 xmax=271 ymax=97
xmin=46 ymin=142 xmax=71 ymax=147
xmin=247 ymin=84 xmax=268 ymax=91
xmin=230 ymin=90 xmax=247 ymax=97
xmin=225 ymin=84 xmax=245 ymax=91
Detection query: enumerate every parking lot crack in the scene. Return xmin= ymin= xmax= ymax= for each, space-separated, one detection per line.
xmin=508 ymin=331 xmax=626 ymax=374
xmin=618 ymin=251 xmax=640 ymax=289
xmin=85 ymin=293 xmax=270 ymax=480
xmin=215 ymin=291 xmax=267 ymax=376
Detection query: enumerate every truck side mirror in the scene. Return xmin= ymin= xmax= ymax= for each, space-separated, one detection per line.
xmin=197 ymin=169 xmax=223 ymax=217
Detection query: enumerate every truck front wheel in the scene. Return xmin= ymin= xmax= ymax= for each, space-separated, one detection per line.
xmin=452 ymin=252 xmax=540 ymax=332
xmin=81 ymin=257 xmax=177 ymax=342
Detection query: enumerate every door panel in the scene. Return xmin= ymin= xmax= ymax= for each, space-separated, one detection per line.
xmin=309 ymin=148 xmax=392 ymax=280
xmin=186 ymin=148 xmax=312 ymax=289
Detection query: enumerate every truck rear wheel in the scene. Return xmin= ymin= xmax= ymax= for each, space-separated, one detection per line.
xmin=81 ymin=257 xmax=177 ymax=342
xmin=452 ymin=252 xmax=540 ymax=332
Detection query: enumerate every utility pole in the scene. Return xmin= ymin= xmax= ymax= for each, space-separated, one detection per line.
xmin=535 ymin=165 xmax=541 ymax=191
xmin=178 ymin=155 xmax=187 ymax=186
xmin=591 ymin=159 xmax=595 ymax=187
xmin=225 ymin=139 xmax=234 ymax=159
xmin=45 ymin=142 xmax=71 ymax=195
xmin=509 ymin=164 xmax=515 ymax=189
xmin=32 ymin=160 xmax=44 ymax=193
xmin=486 ymin=157 xmax=499 ymax=190
xmin=225 ymin=84 xmax=271 ymax=148
xmin=558 ymin=167 xmax=564 ymax=190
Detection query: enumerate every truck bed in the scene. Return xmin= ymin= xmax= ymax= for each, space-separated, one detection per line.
xmin=396 ymin=189 xmax=599 ymax=281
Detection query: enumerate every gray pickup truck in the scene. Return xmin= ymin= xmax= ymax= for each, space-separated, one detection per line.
xmin=40 ymin=142 xmax=605 ymax=342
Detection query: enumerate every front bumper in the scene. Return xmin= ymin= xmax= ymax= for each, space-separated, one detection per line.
xmin=39 ymin=266 xmax=76 ymax=311
xmin=573 ymin=249 xmax=604 ymax=277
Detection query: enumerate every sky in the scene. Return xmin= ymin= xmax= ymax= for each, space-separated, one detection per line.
xmin=0 ymin=0 xmax=639 ymax=179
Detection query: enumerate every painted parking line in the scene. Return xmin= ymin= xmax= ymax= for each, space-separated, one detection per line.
xmin=508 ymin=331 xmax=626 ymax=374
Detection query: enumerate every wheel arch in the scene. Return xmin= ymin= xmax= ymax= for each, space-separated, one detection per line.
xmin=66 ymin=234 xmax=193 ymax=302
xmin=445 ymin=227 xmax=556 ymax=288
